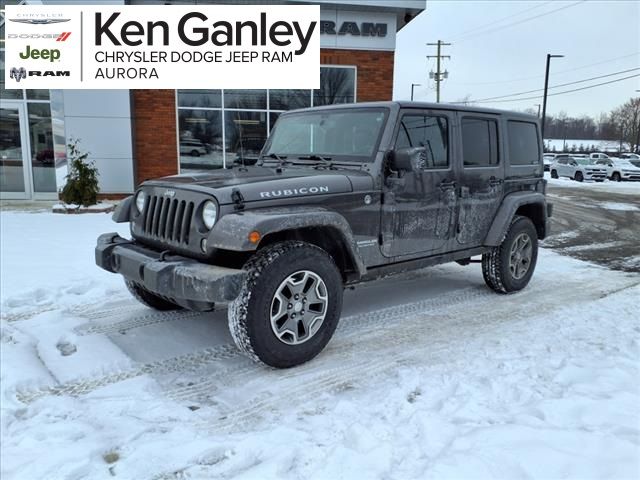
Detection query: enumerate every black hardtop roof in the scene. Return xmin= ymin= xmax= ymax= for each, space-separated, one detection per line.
xmin=287 ymin=101 xmax=538 ymax=121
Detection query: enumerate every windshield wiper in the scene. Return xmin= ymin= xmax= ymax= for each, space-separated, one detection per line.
xmin=298 ymin=154 xmax=333 ymax=164
xmin=259 ymin=153 xmax=289 ymax=166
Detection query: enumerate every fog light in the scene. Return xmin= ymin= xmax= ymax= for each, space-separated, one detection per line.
xmin=201 ymin=238 xmax=208 ymax=253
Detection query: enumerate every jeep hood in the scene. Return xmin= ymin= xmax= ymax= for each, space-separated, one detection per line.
xmin=143 ymin=165 xmax=374 ymax=204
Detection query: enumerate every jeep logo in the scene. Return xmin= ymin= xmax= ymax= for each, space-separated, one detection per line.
xmin=19 ymin=45 xmax=61 ymax=62
xmin=163 ymin=190 xmax=176 ymax=198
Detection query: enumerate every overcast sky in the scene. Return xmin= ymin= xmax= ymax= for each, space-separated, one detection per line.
xmin=393 ymin=0 xmax=639 ymax=118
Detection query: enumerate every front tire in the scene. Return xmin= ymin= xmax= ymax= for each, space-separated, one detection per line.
xmin=228 ymin=241 xmax=344 ymax=368
xmin=574 ymin=171 xmax=584 ymax=182
xmin=125 ymin=280 xmax=181 ymax=311
xmin=612 ymin=172 xmax=621 ymax=182
xmin=482 ymin=216 xmax=538 ymax=294
xmin=550 ymin=170 xmax=558 ymax=179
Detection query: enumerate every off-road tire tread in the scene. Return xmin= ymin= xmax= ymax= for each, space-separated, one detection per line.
xmin=482 ymin=215 xmax=537 ymax=294
xmin=125 ymin=280 xmax=180 ymax=311
xmin=228 ymin=241 xmax=341 ymax=367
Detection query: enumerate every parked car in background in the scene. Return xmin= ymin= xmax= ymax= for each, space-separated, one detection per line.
xmin=550 ymin=156 xmax=607 ymax=182
xmin=594 ymin=158 xmax=640 ymax=181
xmin=619 ymin=153 xmax=640 ymax=160
xmin=179 ymin=140 xmax=208 ymax=157
xmin=543 ymin=153 xmax=556 ymax=171
xmin=588 ymin=152 xmax=612 ymax=162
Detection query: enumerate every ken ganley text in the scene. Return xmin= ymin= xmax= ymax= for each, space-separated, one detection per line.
xmin=94 ymin=11 xmax=317 ymax=79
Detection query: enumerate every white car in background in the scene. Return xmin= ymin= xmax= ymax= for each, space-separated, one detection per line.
xmin=594 ymin=158 xmax=640 ymax=182
xmin=543 ymin=153 xmax=556 ymax=171
xmin=550 ymin=157 xmax=607 ymax=182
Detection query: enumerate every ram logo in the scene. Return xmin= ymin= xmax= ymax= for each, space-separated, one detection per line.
xmin=9 ymin=67 xmax=27 ymax=83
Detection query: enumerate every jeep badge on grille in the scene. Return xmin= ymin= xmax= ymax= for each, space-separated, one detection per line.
xmin=163 ymin=190 xmax=176 ymax=197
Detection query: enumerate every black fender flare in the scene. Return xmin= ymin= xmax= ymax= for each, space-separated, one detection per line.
xmin=484 ymin=192 xmax=548 ymax=246
xmin=207 ymin=207 xmax=366 ymax=276
xmin=112 ymin=196 xmax=133 ymax=223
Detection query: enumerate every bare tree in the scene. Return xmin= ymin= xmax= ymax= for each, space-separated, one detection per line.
xmin=610 ymin=97 xmax=640 ymax=152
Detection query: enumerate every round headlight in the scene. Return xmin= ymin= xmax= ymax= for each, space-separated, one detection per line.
xmin=202 ymin=200 xmax=217 ymax=229
xmin=135 ymin=191 xmax=146 ymax=213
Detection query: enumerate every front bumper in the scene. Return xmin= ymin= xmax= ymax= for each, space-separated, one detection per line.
xmin=621 ymin=172 xmax=640 ymax=181
xmin=584 ymin=171 xmax=607 ymax=180
xmin=95 ymin=233 xmax=246 ymax=310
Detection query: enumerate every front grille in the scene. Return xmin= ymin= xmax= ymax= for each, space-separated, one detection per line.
xmin=142 ymin=196 xmax=195 ymax=245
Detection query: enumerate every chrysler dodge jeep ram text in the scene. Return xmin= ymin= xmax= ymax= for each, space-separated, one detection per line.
xmin=96 ymin=102 xmax=552 ymax=368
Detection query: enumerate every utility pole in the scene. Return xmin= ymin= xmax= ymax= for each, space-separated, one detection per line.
xmin=427 ymin=40 xmax=451 ymax=103
xmin=411 ymin=83 xmax=421 ymax=101
xmin=534 ymin=104 xmax=541 ymax=117
xmin=541 ymin=53 xmax=564 ymax=140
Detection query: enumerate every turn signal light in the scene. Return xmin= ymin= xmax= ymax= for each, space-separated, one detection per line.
xmin=248 ymin=231 xmax=261 ymax=244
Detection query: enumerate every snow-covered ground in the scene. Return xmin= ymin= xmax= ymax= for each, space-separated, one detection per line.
xmin=1 ymin=211 xmax=639 ymax=480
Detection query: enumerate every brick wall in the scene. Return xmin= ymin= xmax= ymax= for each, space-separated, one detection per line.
xmin=320 ymin=49 xmax=395 ymax=102
xmin=131 ymin=89 xmax=178 ymax=186
xmin=131 ymin=49 xmax=394 ymax=183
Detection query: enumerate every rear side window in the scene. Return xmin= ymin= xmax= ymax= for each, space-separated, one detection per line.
xmin=461 ymin=117 xmax=499 ymax=167
xmin=396 ymin=114 xmax=449 ymax=169
xmin=508 ymin=121 xmax=540 ymax=165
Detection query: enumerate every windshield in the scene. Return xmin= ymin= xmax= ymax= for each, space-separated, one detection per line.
xmin=265 ymin=108 xmax=388 ymax=162
xmin=631 ymin=160 xmax=640 ymax=168
xmin=616 ymin=160 xmax=635 ymax=168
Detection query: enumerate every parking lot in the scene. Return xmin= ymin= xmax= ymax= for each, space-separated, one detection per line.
xmin=543 ymin=175 xmax=640 ymax=272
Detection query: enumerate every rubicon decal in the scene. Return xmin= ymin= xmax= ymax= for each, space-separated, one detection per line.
xmin=4 ymin=5 xmax=320 ymax=90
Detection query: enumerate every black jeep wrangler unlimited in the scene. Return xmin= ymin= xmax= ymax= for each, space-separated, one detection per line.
xmin=96 ymin=102 xmax=551 ymax=368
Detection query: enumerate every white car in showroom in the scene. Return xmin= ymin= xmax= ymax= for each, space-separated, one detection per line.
xmin=594 ymin=158 xmax=640 ymax=182
xmin=550 ymin=157 xmax=607 ymax=182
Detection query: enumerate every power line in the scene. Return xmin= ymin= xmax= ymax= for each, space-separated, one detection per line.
xmin=464 ymin=68 xmax=640 ymax=103
xmin=447 ymin=52 xmax=639 ymax=86
xmin=468 ymin=74 xmax=640 ymax=104
xmin=455 ymin=1 xmax=586 ymax=43
xmin=449 ymin=1 xmax=553 ymax=41
xmin=426 ymin=41 xmax=451 ymax=103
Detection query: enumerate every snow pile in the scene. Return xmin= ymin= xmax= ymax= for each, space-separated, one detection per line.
xmin=1 ymin=211 xmax=639 ymax=479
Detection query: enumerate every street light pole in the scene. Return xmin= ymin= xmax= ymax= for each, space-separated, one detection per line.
xmin=534 ymin=104 xmax=541 ymax=117
xmin=411 ymin=83 xmax=421 ymax=101
xmin=541 ymin=53 xmax=564 ymax=141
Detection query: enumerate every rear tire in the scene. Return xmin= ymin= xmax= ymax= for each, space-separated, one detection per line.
xmin=228 ymin=241 xmax=343 ymax=368
xmin=482 ymin=216 xmax=538 ymax=294
xmin=550 ymin=170 xmax=558 ymax=179
xmin=125 ymin=280 xmax=181 ymax=311
xmin=574 ymin=171 xmax=584 ymax=182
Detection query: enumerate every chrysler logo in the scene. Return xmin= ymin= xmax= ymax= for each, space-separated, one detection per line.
xmin=163 ymin=190 xmax=176 ymax=198
xmin=10 ymin=18 xmax=71 ymax=25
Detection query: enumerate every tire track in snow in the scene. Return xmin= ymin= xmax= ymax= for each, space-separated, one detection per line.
xmin=190 ymin=279 xmax=621 ymax=432
xmin=14 ymin=287 xmax=487 ymax=404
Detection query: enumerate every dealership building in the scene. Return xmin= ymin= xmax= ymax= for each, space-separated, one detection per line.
xmin=0 ymin=0 xmax=425 ymax=200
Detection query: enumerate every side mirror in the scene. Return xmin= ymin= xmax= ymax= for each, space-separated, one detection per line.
xmin=391 ymin=147 xmax=425 ymax=172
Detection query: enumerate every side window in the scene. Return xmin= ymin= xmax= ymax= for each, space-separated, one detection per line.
xmin=395 ymin=114 xmax=449 ymax=169
xmin=461 ymin=117 xmax=499 ymax=167
xmin=559 ymin=159 xmax=567 ymax=165
xmin=507 ymin=121 xmax=539 ymax=165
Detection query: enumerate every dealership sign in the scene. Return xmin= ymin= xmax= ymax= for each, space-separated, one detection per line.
xmin=4 ymin=5 xmax=320 ymax=89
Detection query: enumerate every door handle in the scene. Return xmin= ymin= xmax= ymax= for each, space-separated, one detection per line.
xmin=489 ymin=178 xmax=503 ymax=186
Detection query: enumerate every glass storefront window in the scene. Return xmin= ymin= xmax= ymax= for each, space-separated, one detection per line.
xmin=224 ymin=89 xmax=267 ymax=110
xmin=26 ymin=90 xmax=50 ymax=101
xmin=0 ymin=107 xmax=26 ymax=193
xmin=225 ymin=111 xmax=267 ymax=166
xmin=176 ymin=66 xmax=356 ymax=170
xmin=28 ymin=103 xmax=57 ymax=193
xmin=269 ymin=89 xmax=311 ymax=110
xmin=178 ymin=109 xmax=224 ymax=171
xmin=1 ymin=50 xmax=23 ymax=100
xmin=177 ymin=89 xmax=222 ymax=108
xmin=314 ymin=67 xmax=356 ymax=106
